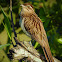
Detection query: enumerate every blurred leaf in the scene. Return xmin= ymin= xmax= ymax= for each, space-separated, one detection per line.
xmin=0 ymin=44 xmax=11 ymax=50
xmin=44 ymin=19 xmax=50 ymax=28
xmin=34 ymin=42 xmax=39 ymax=48
xmin=0 ymin=23 xmax=4 ymax=33
xmin=42 ymin=0 xmax=48 ymax=14
xmin=12 ymin=12 xmax=17 ymax=25
xmin=57 ymin=38 xmax=62 ymax=44
xmin=39 ymin=8 xmax=50 ymax=28
xmin=0 ymin=6 xmax=11 ymax=40
xmin=39 ymin=8 xmax=45 ymax=18
xmin=39 ymin=8 xmax=46 ymax=22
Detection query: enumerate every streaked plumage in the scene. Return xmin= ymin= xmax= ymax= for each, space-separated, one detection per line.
xmin=19 ymin=3 xmax=54 ymax=62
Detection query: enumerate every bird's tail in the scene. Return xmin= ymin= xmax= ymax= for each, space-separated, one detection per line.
xmin=42 ymin=43 xmax=54 ymax=62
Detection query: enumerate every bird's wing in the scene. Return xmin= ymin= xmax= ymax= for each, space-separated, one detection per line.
xmin=24 ymin=14 xmax=54 ymax=62
xmin=24 ymin=13 xmax=48 ymax=46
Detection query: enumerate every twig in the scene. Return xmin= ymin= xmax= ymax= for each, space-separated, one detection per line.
xmin=10 ymin=0 xmax=17 ymax=37
xmin=10 ymin=0 xmax=17 ymax=46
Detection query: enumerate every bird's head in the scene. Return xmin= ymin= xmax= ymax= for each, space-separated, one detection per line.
xmin=20 ymin=3 xmax=34 ymax=16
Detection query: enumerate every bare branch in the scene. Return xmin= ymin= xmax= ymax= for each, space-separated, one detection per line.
xmin=10 ymin=0 xmax=17 ymax=38
xmin=8 ymin=38 xmax=43 ymax=62
xmin=10 ymin=0 xmax=12 ymax=11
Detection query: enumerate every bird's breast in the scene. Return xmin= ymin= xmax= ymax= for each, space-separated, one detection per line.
xmin=19 ymin=17 xmax=31 ymax=37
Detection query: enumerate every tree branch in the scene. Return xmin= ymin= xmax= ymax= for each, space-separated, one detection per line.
xmin=8 ymin=37 xmax=43 ymax=62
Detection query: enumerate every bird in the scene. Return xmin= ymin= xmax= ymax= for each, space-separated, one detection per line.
xmin=19 ymin=3 xmax=54 ymax=62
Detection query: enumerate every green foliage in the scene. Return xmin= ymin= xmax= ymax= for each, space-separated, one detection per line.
xmin=0 ymin=6 xmax=11 ymax=40
xmin=57 ymin=38 xmax=62 ymax=44
xmin=0 ymin=44 xmax=11 ymax=50
xmin=47 ymin=27 xmax=62 ymax=57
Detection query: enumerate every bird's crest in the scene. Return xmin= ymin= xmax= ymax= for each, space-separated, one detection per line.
xmin=23 ymin=3 xmax=34 ymax=8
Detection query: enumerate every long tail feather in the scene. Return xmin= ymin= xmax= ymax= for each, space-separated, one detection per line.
xmin=42 ymin=43 xmax=54 ymax=62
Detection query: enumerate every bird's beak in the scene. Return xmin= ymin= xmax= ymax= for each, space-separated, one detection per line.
xmin=20 ymin=4 xmax=25 ymax=7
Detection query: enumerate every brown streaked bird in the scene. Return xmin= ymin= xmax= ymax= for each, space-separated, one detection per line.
xmin=19 ymin=3 xmax=54 ymax=62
